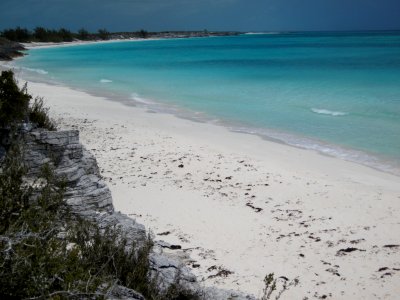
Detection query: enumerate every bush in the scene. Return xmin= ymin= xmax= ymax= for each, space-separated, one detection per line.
xmin=29 ymin=97 xmax=56 ymax=131
xmin=0 ymin=70 xmax=31 ymax=128
xmin=1 ymin=27 xmax=84 ymax=43
xmin=0 ymin=142 xmax=31 ymax=233
xmin=0 ymin=141 xmax=148 ymax=298
xmin=1 ymin=27 xmax=31 ymax=43
xmin=0 ymin=70 xmax=201 ymax=299
xmin=33 ymin=27 xmax=48 ymax=42
xmin=58 ymin=28 xmax=74 ymax=42
xmin=98 ymin=29 xmax=110 ymax=40
xmin=0 ymin=70 xmax=56 ymax=131
xmin=78 ymin=28 xmax=90 ymax=41
xmin=0 ymin=137 xmax=199 ymax=300
xmin=137 ymin=30 xmax=148 ymax=39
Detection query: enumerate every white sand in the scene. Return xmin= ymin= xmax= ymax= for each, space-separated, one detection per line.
xmin=22 ymin=37 xmax=165 ymax=50
xmin=23 ymin=80 xmax=400 ymax=299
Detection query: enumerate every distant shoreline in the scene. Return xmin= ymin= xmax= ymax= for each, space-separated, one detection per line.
xmin=7 ymin=29 xmax=400 ymax=55
xmin=1 ymin=30 xmax=242 ymax=59
xmin=22 ymin=37 xmax=160 ymax=49
xmin=7 ymin=31 xmax=400 ymax=177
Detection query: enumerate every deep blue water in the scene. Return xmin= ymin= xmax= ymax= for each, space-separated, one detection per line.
xmin=11 ymin=32 xmax=400 ymax=174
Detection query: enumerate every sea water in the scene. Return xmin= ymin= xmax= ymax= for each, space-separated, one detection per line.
xmin=11 ymin=32 xmax=400 ymax=174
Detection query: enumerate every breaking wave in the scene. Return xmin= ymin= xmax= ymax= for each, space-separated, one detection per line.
xmin=21 ymin=67 xmax=48 ymax=75
xmin=311 ymin=108 xmax=347 ymax=116
xmin=130 ymin=93 xmax=153 ymax=104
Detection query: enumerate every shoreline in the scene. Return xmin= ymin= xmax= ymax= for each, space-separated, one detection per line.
xmin=7 ymin=59 xmax=400 ymax=178
xmin=15 ymin=75 xmax=400 ymax=299
xmin=4 ymin=55 xmax=400 ymax=178
xmin=6 ymin=39 xmax=400 ymax=178
xmin=21 ymin=31 xmax=242 ymax=50
xmin=21 ymin=37 xmax=163 ymax=49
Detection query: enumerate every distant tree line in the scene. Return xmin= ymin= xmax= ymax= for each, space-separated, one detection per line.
xmin=0 ymin=27 xmax=105 ymax=42
xmin=0 ymin=27 xmax=150 ymax=43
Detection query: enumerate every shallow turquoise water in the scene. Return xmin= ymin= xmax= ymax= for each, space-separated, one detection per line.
xmin=13 ymin=32 xmax=400 ymax=174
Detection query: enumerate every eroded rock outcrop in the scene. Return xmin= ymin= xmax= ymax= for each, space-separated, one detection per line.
xmin=24 ymin=130 xmax=113 ymax=212
xmin=0 ymin=38 xmax=25 ymax=61
xmin=24 ymin=129 xmax=146 ymax=244
xmin=22 ymin=129 xmax=255 ymax=300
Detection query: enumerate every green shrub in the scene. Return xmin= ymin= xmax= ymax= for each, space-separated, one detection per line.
xmin=0 ymin=142 xmax=31 ymax=233
xmin=1 ymin=27 xmax=31 ymax=43
xmin=29 ymin=97 xmax=56 ymax=131
xmin=0 ymin=71 xmax=201 ymax=298
xmin=0 ymin=140 xmax=200 ymax=299
xmin=78 ymin=28 xmax=90 ymax=41
xmin=1 ymin=27 xmax=80 ymax=43
xmin=0 ymin=70 xmax=31 ymax=128
xmin=0 ymin=70 xmax=56 ymax=131
xmin=98 ymin=29 xmax=110 ymax=40
xmin=0 ymin=142 xmax=135 ymax=298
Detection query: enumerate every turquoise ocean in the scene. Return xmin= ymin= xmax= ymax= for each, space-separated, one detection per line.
xmin=10 ymin=32 xmax=400 ymax=175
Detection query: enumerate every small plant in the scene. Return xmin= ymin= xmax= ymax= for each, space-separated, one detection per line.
xmin=0 ymin=141 xmax=30 ymax=233
xmin=158 ymin=268 xmax=201 ymax=300
xmin=261 ymin=273 xmax=299 ymax=300
xmin=29 ymin=97 xmax=56 ymax=130
xmin=0 ymin=142 xmax=147 ymax=298
xmin=0 ymin=70 xmax=56 ymax=131
xmin=0 ymin=129 xmax=200 ymax=300
xmin=0 ymin=72 xmax=202 ymax=298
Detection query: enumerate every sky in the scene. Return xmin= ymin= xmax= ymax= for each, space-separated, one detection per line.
xmin=0 ymin=0 xmax=400 ymax=32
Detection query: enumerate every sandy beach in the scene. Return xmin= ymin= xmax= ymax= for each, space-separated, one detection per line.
xmin=21 ymin=79 xmax=400 ymax=299
xmin=21 ymin=38 xmax=160 ymax=49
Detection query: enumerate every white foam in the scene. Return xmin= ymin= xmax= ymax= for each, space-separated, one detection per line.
xmin=231 ymin=125 xmax=399 ymax=176
xmin=21 ymin=67 xmax=48 ymax=75
xmin=245 ymin=32 xmax=265 ymax=35
xmin=130 ymin=93 xmax=153 ymax=104
xmin=2 ymin=65 xmax=48 ymax=75
xmin=100 ymin=79 xmax=112 ymax=83
xmin=245 ymin=32 xmax=279 ymax=35
xmin=311 ymin=108 xmax=347 ymax=116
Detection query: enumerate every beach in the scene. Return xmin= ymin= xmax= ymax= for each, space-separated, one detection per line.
xmin=19 ymin=78 xmax=400 ymax=299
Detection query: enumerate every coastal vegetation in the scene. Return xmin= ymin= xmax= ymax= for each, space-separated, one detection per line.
xmin=1 ymin=26 xmax=108 ymax=42
xmin=0 ymin=70 xmax=200 ymax=299
xmin=0 ymin=27 xmax=147 ymax=42
xmin=0 ymin=27 xmax=240 ymax=43
xmin=0 ymin=70 xmax=55 ymax=130
xmin=0 ymin=27 xmax=239 ymax=62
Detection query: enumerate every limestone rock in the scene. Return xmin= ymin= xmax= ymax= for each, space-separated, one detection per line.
xmin=109 ymin=285 xmax=145 ymax=300
xmin=149 ymin=251 xmax=197 ymax=290
xmin=202 ymin=287 xmax=257 ymax=300
xmin=24 ymin=129 xmax=114 ymax=213
xmin=22 ymin=129 xmax=256 ymax=299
